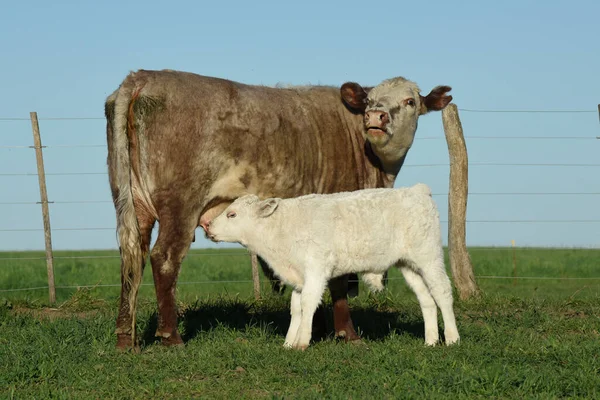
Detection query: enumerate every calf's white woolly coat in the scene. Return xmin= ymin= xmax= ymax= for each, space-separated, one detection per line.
xmin=208 ymin=183 xmax=460 ymax=349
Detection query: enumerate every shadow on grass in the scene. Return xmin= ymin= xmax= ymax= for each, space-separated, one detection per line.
xmin=139 ymin=299 xmax=425 ymax=348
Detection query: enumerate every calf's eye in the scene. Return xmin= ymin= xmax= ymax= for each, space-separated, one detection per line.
xmin=406 ymin=99 xmax=415 ymax=106
xmin=227 ymin=212 xmax=237 ymax=219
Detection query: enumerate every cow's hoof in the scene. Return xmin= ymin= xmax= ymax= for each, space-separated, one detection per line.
xmin=160 ymin=332 xmax=184 ymax=347
xmin=335 ymin=330 xmax=361 ymax=343
xmin=292 ymin=343 xmax=309 ymax=351
xmin=349 ymin=339 xmax=368 ymax=349
xmin=116 ymin=333 xmax=131 ymax=349
xmin=116 ymin=333 xmax=140 ymax=353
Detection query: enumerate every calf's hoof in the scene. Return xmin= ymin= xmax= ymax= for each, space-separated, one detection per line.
xmin=445 ymin=334 xmax=460 ymax=346
xmin=292 ymin=343 xmax=309 ymax=351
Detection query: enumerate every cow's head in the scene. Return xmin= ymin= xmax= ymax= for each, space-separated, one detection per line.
xmin=206 ymin=194 xmax=280 ymax=246
xmin=341 ymin=77 xmax=452 ymax=167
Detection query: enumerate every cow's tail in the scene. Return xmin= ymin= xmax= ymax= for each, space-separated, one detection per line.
xmin=107 ymin=80 xmax=144 ymax=348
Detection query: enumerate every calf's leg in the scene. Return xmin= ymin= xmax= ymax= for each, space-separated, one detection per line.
xmin=293 ymin=275 xmax=327 ymax=350
xmin=418 ymin=260 xmax=460 ymax=345
xmin=283 ymin=289 xmax=302 ymax=348
xmin=259 ymin=256 xmax=327 ymax=339
xmin=399 ymin=266 xmax=439 ymax=345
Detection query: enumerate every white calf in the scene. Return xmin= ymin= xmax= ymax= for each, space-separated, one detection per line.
xmin=207 ymin=184 xmax=460 ymax=350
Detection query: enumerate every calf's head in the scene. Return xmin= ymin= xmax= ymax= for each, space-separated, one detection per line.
xmin=207 ymin=194 xmax=281 ymax=246
xmin=341 ymin=77 xmax=452 ymax=166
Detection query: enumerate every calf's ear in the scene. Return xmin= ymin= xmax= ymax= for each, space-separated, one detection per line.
xmin=257 ymin=198 xmax=280 ymax=218
xmin=419 ymin=85 xmax=452 ymax=115
xmin=341 ymin=82 xmax=371 ymax=112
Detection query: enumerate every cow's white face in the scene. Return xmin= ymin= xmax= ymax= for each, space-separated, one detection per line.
xmin=363 ymin=78 xmax=422 ymax=147
xmin=340 ymin=77 xmax=452 ymax=169
xmin=207 ymin=194 xmax=280 ymax=246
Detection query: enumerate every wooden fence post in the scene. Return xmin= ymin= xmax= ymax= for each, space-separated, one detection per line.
xmin=250 ymin=253 xmax=261 ymax=300
xmin=30 ymin=112 xmax=56 ymax=304
xmin=441 ymin=104 xmax=480 ymax=300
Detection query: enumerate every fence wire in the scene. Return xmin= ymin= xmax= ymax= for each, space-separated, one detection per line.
xmin=0 ymin=108 xmax=597 ymax=121
xmin=3 ymin=192 xmax=600 ymax=206
xmin=2 ymin=219 xmax=600 ymax=234
xmin=0 ymin=252 xmax=251 ymax=262
xmin=1 ymin=136 xmax=599 ymax=148
xmin=2 ymin=163 xmax=600 ymax=177
xmin=1 ymin=247 xmax=597 ymax=264
xmin=1 ymin=275 xmax=599 ymax=294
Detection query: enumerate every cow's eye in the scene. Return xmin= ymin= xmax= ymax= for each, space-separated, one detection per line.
xmin=406 ymin=98 xmax=415 ymax=107
xmin=227 ymin=212 xmax=237 ymax=219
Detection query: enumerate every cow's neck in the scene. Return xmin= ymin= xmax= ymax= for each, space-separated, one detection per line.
xmin=365 ymin=141 xmax=409 ymax=181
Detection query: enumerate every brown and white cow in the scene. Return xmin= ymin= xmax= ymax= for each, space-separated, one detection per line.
xmin=105 ymin=69 xmax=452 ymax=350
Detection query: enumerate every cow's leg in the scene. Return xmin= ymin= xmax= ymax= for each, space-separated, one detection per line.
xmin=347 ymin=272 xmax=359 ymax=297
xmin=293 ymin=274 xmax=327 ymax=350
xmin=257 ymin=256 xmax=285 ymax=295
xmin=115 ymin=214 xmax=155 ymax=351
xmin=150 ymin=213 xmax=196 ymax=346
xmin=283 ymin=289 xmax=302 ymax=348
xmin=311 ymin=302 xmax=328 ymax=341
xmin=399 ymin=266 xmax=439 ymax=346
xmin=328 ymin=274 xmax=360 ymax=342
xmin=419 ymin=262 xmax=460 ymax=345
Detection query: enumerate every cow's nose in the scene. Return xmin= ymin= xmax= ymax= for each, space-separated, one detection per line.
xmin=365 ymin=110 xmax=389 ymax=127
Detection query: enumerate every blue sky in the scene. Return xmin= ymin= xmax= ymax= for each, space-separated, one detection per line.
xmin=1 ymin=0 xmax=599 ymax=251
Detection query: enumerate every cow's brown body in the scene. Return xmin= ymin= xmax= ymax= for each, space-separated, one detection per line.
xmin=105 ymin=69 xmax=451 ymax=349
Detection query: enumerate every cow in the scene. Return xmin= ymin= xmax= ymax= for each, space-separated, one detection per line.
xmin=104 ymin=69 xmax=452 ymax=350
xmin=206 ymin=184 xmax=460 ymax=350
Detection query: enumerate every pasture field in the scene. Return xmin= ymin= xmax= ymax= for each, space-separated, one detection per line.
xmin=1 ymin=247 xmax=599 ymax=399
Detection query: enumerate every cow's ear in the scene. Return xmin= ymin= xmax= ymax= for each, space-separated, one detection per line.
xmin=419 ymin=85 xmax=452 ymax=115
xmin=341 ymin=82 xmax=371 ymax=112
xmin=257 ymin=198 xmax=280 ymax=218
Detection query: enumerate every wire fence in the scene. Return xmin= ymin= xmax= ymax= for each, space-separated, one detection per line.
xmin=1 ymin=107 xmax=599 ymax=298
xmin=2 ymin=275 xmax=600 ymax=294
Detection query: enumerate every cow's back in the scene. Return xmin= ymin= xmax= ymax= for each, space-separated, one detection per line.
xmin=107 ymin=69 xmax=392 ymax=216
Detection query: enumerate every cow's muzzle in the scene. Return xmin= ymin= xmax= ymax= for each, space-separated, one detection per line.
xmin=365 ymin=110 xmax=390 ymax=136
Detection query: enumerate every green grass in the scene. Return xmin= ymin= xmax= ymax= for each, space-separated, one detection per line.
xmin=1 ymin=247 xmax=599 ymax=398
xmin=1 ymin=247 xmax=599 ymax=302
